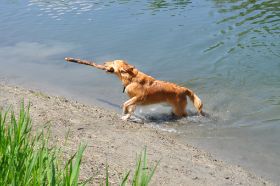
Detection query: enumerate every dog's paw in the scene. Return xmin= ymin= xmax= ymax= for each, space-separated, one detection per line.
xmin=121 ymin=115 xmax=130 ymax=121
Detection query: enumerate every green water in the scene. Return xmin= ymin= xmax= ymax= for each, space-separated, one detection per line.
xmin=0 ymin=0 xmax=279 ymax=183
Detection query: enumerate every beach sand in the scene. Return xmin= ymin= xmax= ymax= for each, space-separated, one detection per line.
xmin=0 ymin=82 xmax=274 ymax=186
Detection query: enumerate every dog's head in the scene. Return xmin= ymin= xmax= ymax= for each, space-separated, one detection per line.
xmin=103 ymin=60 xmax=134 ymax=76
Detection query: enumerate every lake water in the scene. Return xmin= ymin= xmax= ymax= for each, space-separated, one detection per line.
xmin=0 ymin=0 xmax=279 ymax=183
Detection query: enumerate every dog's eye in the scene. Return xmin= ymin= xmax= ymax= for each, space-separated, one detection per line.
xmin=107 ymin=67 xmax=114 ymax=73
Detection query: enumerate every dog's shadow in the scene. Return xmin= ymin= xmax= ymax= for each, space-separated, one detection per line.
xmin=97 ymin=98 xmax=121 ymax=108
xmin=133 ymin=110 xmax=211 ymax=124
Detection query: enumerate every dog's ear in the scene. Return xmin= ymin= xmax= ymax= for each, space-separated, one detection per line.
xmin=120 ymin=64 xmax=134 ymax=73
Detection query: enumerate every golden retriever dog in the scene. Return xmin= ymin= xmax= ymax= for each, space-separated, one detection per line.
xmin=65 ymin=57 xmax=203 ymax=121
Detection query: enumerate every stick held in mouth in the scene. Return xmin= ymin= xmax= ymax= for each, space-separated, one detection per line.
xmin=65 ymin=57 xmax=106 ymax=70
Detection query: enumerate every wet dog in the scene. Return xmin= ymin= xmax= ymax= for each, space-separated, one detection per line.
xmin=65 ymin=58 xmax=203 ymax=121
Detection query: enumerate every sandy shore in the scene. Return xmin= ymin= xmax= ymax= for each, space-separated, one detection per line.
xmin=0 ymin=82 xmax=274 ymax=186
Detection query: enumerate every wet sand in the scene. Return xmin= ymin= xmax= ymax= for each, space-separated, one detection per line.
xmin=0 ymin=82 xmax=274 ymax=185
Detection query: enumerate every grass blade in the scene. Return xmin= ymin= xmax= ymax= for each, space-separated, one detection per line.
xmin=120 ymin=171 xmax=130 ymax=186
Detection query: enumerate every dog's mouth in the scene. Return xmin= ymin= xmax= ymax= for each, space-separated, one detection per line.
xmin=106 ymin=67 xmax=114 ymax=73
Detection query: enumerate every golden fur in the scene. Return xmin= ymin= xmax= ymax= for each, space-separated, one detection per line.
xmin=102 ymin=60 xmax=203 ymax=120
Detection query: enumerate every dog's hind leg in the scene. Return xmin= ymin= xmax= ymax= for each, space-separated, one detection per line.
xmin=171 ymin=96 xmax=187 ymax=117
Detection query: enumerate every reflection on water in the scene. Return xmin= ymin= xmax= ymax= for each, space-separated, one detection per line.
xmin=29 ymin=0 xmax=279 ymax=55
xmin=147 ymin=0 xmax=191 ymax=11
xmin=215 ymin=0 xmax=280 ymax=32
xmin=208 ymin=0 xmax=280 ymax=55
xmin=28 ymin=0 xmax=101 ymax=20
xmin=28 ymin=0 xmax=191 ymax=19
xmin=0 ymin=42 xmax=73 ymax=63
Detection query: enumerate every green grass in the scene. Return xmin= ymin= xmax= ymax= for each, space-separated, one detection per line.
xmin=106 ymin=148 xmax=159 ymax=186
xmin=0 ymin=102 xmax=158 ymax=186
xmin=0 ymin=102 xmax=86 ymax=185
xmin=131 ymin=148 xmax=158 ymax=186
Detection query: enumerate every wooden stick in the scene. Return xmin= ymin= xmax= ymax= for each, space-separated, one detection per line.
xmin=65 ymin=57 xmax=106 ymax=70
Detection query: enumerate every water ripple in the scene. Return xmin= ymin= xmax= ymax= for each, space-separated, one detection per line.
xmin=208 ymin=0 xmax=280 ymax=55
xmin=28 ymin=0 xmax=103 ymax=20
xmin=28 ymin=0 xmax=192 ymax=19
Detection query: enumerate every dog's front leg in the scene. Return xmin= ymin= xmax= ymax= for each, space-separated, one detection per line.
xmin=121 ymin=105 xmax=136 ymax=121
xmin=122 ymin=97 xmax=137 ymax=114
xmin=121 ymin=97 xmax=139 ymax=121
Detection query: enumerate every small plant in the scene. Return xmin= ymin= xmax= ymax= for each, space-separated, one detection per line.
xmin=105 ymin=148 xmax=159 ymax=186
xmin=0 ymin=102 xmax=86 ymax=185
xmin=131 ymin=148 xmax=158 ymax=186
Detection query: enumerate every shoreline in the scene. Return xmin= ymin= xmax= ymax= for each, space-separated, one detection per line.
xmin=0 ymin=82 xmax=274 ymax=185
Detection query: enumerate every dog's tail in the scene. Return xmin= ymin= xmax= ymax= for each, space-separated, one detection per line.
xmin=184 ymin=88 xmax=203 ymax=115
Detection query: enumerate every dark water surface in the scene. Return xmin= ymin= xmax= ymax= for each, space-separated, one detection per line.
xmin=0 ymin=0 xmax=280 ymax=183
